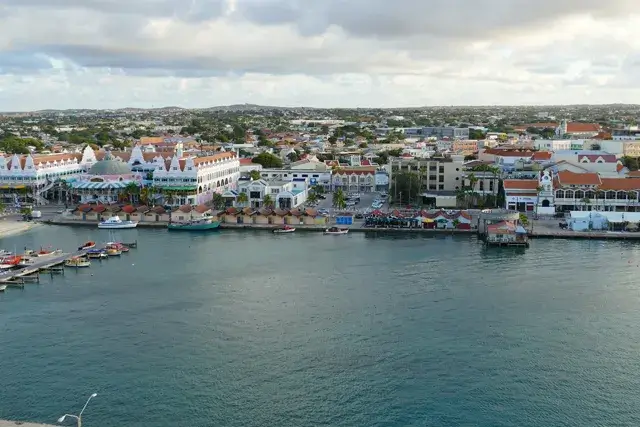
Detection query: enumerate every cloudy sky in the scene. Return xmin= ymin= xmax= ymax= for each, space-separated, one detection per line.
xmin=1 ymin=0 xmax=639 ymax=110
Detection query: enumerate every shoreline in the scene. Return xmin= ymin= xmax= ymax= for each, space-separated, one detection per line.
xmin=42 ymin=218 xmax=640 ymax=240
xmin=0 ymin=421 xmax=56 ymax=427
xmin=0 ymin=220 xmax=42 ymax=239
xmin=44 ymin=218 xmax=474 ymax=234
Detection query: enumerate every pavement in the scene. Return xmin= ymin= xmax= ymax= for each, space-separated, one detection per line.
xmin=0 ymin=421 xmax=57 ymax=427
xmin=311 ymin=191 xmax=389 ymax=215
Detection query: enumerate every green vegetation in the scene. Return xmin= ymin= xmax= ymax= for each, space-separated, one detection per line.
xmin=251 ymin=152 xmax=283 ymax=168
xmin=390 ymin=171 xmax=422 ymax=205
xmin=332 ymin=188 xmax=347 ymax=209
xmin=0 ymin=134 xmax=44 ymax=154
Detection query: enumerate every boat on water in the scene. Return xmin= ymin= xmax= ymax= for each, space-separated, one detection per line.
xmin=98 ymin=216 xmax=138 ymax=229
xmin=78 ymin=241 xmax=96 ymax=251
xmin=168 ymin=215 xmax=220 ymax=231
xmin=65 ymin=257 xmax=91 ymax=268
xmin=0 ymin=284 xmax=6 ymax=292
xmin=106 ymin=248 xmax=122 ymax=256
xmin=324 ymin=227 xmax=349 ymax=235
xmin=106 ymin=242 xmax=129 ymax=252
xmin=0 ymin=256 xmax=22 ymax=269
xmin=273 ymin=225 xmax=296 ymax=234
xmin=86 ymin=249 xmax=108 ymax=259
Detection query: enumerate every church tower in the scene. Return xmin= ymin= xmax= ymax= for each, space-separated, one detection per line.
xmin=537 ymin=170 xmax=555 ymax=213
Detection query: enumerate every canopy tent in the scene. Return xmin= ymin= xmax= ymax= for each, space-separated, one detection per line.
xmin=70 ymin=181 xmax=132 ymax=190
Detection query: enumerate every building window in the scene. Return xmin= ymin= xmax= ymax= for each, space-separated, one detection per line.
xmin=438 ymin=176 xmax=444 ymax=183
xmin=439 ymin=166 xmax=444 ymax=173
xmin=438 ymin=184 xmax=444 ymax=190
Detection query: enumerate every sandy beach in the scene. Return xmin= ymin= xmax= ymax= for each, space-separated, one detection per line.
xmin=0 ymin=219 xmax=41 ymax=239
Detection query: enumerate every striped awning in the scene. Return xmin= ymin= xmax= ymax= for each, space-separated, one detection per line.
xmin=71 ymin=181 xmax=131 ymax=190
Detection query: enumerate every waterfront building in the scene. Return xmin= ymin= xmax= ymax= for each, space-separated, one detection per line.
xmin=389 ymin=155 xmax=465 ymax=193
xmin=151 ymin=144 xmax=240 ymax=206
xmin=69 ymin=151 xmax=143 ymax=204
xmin=237 ymin=178 xmax=309 ymax=209
xmin=331 ymin=167 xmax=377 ymax=193
xmin=259 ymin=168 xmax=332 ymax=192
xmin=0 ymin=152 xmax=85 ymax=205
xmin=553 ymin=171 xmax=640 ymax=212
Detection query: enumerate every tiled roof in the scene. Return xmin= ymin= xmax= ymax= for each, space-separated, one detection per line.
xmin=567 ymin=123 xmax=601 ymax=133
xmin=556 ymin=170 xmax=602 ymax=186
xmin=503 ymin=179 xmax=539 ymax=190
xmin=531 ymin=151 xmax=552 ymax=161
xmin=239 ymin=158 xmax=254 ymax=165
xmin=121 ymin=205 xmax=136 ymax=214
xmin=627 ymin=171 xmax=640 ymax=177
xmin=193 ymin=152 xmax=235 ymax=166
xmin=194 ymin=204 xmax=210 ymax=214
xmin=578 ymin=154 xmax=617 ymax=163
xmin=599 ymin=178 xmax=640 ymax=191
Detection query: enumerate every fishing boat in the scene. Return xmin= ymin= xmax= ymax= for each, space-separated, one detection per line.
xmin=0 ymin=255 xmax=22 ymax=269
xmin=106 ymin=248 xmax=121 ymax=257
xmin=106 ymin=242 xmax=129 ymax=252
xmin=273 ymin=225 xmax=296 ymax=234
xmin=324 ymin=227 xmax=349 ymax=235
xmin=0 ymin=285 xmax=6 ymax=292
xmin=78 ymin=241 xmax=96 ymax=251
xmin=86 ymin=249 xmax=108 ymax=259
xmin=65 ymin=257 xmax=91 ymax=268
xmin=168 ymin=215 xmax=220 ymax=231
xmin=98 ymin=216 xmax=138 ymax=229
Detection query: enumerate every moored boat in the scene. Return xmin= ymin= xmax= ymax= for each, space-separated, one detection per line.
xmin=86 ymin=249 xmax=108 ymax=259
xmin=273 ymin=225 xmax=296 ymax=234
xmin=78 ymin=241 xmax=96 ymax=251
xmin=98 ymin=216 xmax=138 ymax=229
xmin=106 ymin=248 xmax=121 ymax=256
xmin=0 ymin=284 xmax=6 ymax=292
xmin=168 ymin=216 xmax=220 ymax=231
xmin=65 ymin=257 xmax=91 ymax=268
xmin=106 ymin=242 xmax=129 ymax=252
xmin=0 ymin=255 xmax=22 ymax=269
xmin=324 ymin=227 xmax=349 ymax=235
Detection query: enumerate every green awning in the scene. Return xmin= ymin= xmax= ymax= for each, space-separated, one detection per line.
xmin=156 ymin=186 xmax=197 ymax=191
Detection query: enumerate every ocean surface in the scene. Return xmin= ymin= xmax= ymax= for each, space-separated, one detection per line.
xmin=2 ymin=225 xmax=640 ymax=426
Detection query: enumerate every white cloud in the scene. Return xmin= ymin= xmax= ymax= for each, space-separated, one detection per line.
xmin=0 ymin=0 xmax=640 ymax=110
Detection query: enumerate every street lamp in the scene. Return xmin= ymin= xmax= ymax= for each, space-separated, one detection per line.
xmin=58 ymin=393 xmax=97 ymax=427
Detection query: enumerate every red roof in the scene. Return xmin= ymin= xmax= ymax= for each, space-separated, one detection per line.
xmin=531 ymin=151 xmax=552 ymax=161
xmin=567 ymin=123 xmax=601 ymax=133
xmin=503 ymin=180 xmax=539 ymax=190
xmin=556 ymin=170 xmax=602 ymax=186
xmin=239 ymin=158 xmax=253 ymax=166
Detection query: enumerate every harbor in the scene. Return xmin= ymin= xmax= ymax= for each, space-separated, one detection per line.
xmin=0 ymin=240 xmax=137 ymax=287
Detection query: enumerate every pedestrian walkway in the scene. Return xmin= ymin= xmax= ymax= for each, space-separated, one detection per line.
xmin=0 ymin=421 xmax=57 ymax=427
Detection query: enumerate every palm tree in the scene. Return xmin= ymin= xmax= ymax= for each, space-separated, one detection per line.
xmin=333 ymin=188 xmax=347 ymax=210
xmin=455 ymin=187 xmax=467 ymax=208
xmin=211 ymin=193 xmax=225 ymax=210
xmin=262 ymin=194 xmax=274 ymax=208
xmin=236 ymin=191 xmax=248 ymax=207
xmin=595 ymin=189 xmax=605 ymax=211
xmin=627 ymin=191 xmax=637 ymax=212
xmin=164 ymin=190 xmax=175 ymax=206
xmin=123 ymin=182 xmax=139 ymax=204
xmin=535 ymin=185 xmax=543 ymax=217
xmin=139 ymin=186 xmax=151 ymax=206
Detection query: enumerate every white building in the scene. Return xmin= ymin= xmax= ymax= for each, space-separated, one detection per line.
xmin=237 ymin=178 xmax=309 ymax=209
xmin=152 ymin=143 xmax=240 ymax=206
xmin=258 ymin=168 xmax=332 ymax=191
xmin=533 ymin=139 xmax=571 ymax=151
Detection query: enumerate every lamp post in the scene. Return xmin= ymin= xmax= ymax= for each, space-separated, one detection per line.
xmin=58 ymin=393 xmax=97 ymax=427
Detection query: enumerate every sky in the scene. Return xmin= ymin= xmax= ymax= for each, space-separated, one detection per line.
xmin=1 ymin=0 xmax=640 ymax=111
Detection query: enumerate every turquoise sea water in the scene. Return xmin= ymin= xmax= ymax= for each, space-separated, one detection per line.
xmin=2 ymin=225 xmax=640 ymax=426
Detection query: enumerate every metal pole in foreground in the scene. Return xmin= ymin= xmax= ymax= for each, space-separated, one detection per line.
xmin=58 ymin=393 xmax=97 ymax=427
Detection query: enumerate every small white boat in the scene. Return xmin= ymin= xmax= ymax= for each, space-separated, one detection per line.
xmin=65 ymin=257 xmax=91 ymax=268
xmin=324 ymin=227 xmax=349 ymax=235
xmin=273 ymin=226 xmax=296 ymax=234
xmin=0 ymin=285 xmax=6 ymax=292
xmin=98 ymin=216 xmax=138 ymax=229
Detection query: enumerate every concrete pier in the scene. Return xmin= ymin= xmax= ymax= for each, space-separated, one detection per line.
xmin=0 ymin=421 xmax=57 ymax=427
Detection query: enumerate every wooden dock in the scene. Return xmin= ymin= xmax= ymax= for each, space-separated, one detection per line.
xmin=0 ymin=245 xmax=106 ymax=283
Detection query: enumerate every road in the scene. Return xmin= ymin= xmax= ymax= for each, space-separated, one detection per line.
xmin=312 ymin=191 xmax=389 ymax=214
